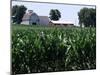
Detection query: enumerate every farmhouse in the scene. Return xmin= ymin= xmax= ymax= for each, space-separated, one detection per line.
xmin=21 ymin=10 xmax=50 ymax=25
xmin=21 ymin=10 xmax=74 ymax=26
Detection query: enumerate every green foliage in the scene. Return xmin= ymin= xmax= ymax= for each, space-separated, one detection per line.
xmin=12 ymin=25 xmax=96 ymax=75
xmin=49 ymin=9 xmax=61 ymax=21
xmin=12 ymin=5 xmax=18 ymax=16
xmin=78 ymin=7 xmax=96 ymax=27
xmin=12 ymin=5 xmax=27 ymax=24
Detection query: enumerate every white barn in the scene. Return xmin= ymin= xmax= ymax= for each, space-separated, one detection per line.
xmin=21 ymin=10 xmax=50 ymax=25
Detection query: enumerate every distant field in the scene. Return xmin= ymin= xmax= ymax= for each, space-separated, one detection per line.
xmin=12 ymin=24 xmax=75 ymax=30
xmin=12 ymin=24 xmax=92 ymax=30
xmin=12 ymin=24 xmax=96 ymax=74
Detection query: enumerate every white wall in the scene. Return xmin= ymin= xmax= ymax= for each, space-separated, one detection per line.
xmin=21 ymin=21 xmax=29 ymax=25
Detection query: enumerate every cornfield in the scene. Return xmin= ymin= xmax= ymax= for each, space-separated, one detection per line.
xmin=12 ymin=25 xmax=96 ymax=74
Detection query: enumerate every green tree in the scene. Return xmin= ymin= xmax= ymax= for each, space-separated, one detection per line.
xmin=78 ymin=7 xmax=96 ymax=27
xmin=12 ymin=5 xmax=27 ymax=24
xmin=12 ymin=5 xmax=18 ymax=16
xmin=49 ymin=9 xmax=61 ymax=21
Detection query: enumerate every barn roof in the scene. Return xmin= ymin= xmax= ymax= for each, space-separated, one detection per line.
xmin=22 ymin=12 xmax=38 ymax=21
xmin=22 ymin=13 xmax=30 ymax=20
xmin=51 ymin=20 xmax=74 ymax=24
xmin=22 ymin=13 xmax=50 ymax=21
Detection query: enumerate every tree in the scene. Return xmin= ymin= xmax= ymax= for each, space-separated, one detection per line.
xmin=12 ymin=5 xmax=18 ymax=16
xmin=78 ymin=7 xmax=96 ymax=27
xmin=12 ymin=5 xmax=27 ymax=24
xmin=49 ymin=9 xmax=61 ymax=21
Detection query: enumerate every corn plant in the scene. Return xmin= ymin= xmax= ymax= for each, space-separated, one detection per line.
xmin=12 ymin=25 xmax=96 ymax=75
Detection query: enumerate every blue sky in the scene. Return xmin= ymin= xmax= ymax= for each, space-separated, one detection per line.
xmin=12 ymin=1 xmax=95 ymax=26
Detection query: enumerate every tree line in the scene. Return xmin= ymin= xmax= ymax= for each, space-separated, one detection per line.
xmin=12 ymin=5 xmax=96 ymax=27
xmin=78 ymin=7 xmax=96 ymax=27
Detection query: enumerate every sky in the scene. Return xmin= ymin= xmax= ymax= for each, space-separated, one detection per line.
xmin=12 ymin=1 xmax=96 ymax=26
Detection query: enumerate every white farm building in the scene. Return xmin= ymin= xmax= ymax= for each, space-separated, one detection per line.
xmin=20 ymin=10 xmax=74 ymax=26
xmin=21 ymin=10 xmax=50 ymax=25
